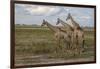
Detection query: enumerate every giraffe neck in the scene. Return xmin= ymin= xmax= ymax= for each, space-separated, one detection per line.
xmin=67 ymin=13 xmax=83 ymax=31
xmin=59 ymin=19 xmax=73 ymax=31
xmin=70 ymin=16 xmax=82 ymax=30
xmin=72 ymin=20 xmax=83 ymax=31
xmin=46 ymin=22 xmax=59 ymax=33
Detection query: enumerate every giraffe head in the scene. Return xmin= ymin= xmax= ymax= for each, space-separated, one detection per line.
xmin=56 ymin=18 xmax=60 ymax=25
xmin=41 ymin=19 xmax=47 ymax=27
xmin=66 ymin=13 xmax=72 ymax=21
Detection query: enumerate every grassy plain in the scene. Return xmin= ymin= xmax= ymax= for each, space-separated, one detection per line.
xmin=15 ymin=26 xmax=95 ymax=66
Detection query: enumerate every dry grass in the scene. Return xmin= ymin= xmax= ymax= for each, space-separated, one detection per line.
xmin=15 ymin=27 xmax=95 ymax=65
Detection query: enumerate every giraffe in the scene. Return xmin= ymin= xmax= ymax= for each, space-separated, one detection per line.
xmin=56 ymin=18 xmax=74 ymax=49
xmin=41 ymin=19 xmax=71 ymax=51
xmin=66 ymin=13 xmax=85 ymax=53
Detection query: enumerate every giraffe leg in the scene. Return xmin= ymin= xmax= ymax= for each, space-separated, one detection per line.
xmin=64 ymin=39 xmax=68 ymax=49
xmin=55 ymin=36 xmax=59 ymax=53
xmin=57 ymin=38 xmax=62 ymax=51
xmin=82 ymin=40 xmax=85 ymax=52
xmin=78 ymin=39 xmax=84 ymax=54
xmin=76 ymin=37 xmax=80 ymax=54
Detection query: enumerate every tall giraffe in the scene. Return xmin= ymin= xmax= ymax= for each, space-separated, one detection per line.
xmin=41 ymin=19 xmax=71 ymax=50
xmin=66 ymin=13 xmax=85 ymax=52
xmin=56 ymin=18 xmax=74 ymax=49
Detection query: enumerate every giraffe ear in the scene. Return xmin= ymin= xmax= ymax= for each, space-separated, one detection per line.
xmin=66 ymin=13 xmax=72 ymax=21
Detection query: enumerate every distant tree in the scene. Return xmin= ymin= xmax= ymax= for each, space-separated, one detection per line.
xmin=22 ymin=24 xmax=26 ymax=26
xmin=16 ymin=24 xmax=20 ymax=26
xmin=32 ymin=24 xmax=40 ymax=27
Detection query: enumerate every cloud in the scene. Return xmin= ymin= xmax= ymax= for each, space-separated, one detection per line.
xmin=16 ymin=4 xmax=64 ymax=16
xmin=73 ymin=14 xmax=91 ymax=20
xmin=80 ymin=16 xmax=91 ymax=20
xmin=15 ymin=4 xmax=94 ymax=27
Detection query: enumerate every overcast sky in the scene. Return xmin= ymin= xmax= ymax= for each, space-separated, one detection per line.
xmin=15 ymin=4 xmax=94 ymax=27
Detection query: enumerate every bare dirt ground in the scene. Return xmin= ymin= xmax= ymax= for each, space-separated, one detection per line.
xmin=15 ymin=54 xmax=94 ymax=66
